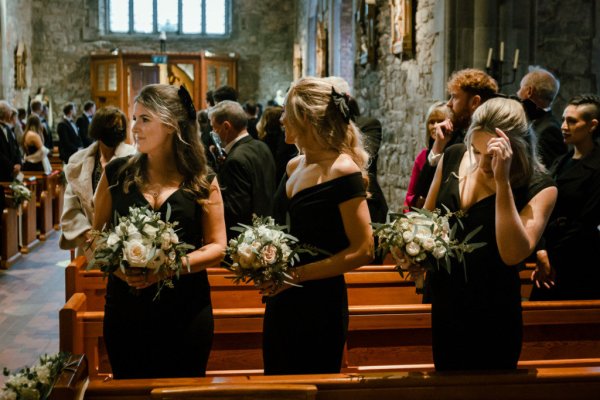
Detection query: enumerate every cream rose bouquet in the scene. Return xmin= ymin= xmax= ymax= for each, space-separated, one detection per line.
xmin=224 ymin=215 xmax=324 ymax=290
xmin=8 ymin=180 xmax=31 ymax=208
xmin=88 ymin=204 xmax=195 ymax=300
xmin=1 ymin=352 xmax=70 ymax=400
xmin=373 ymin=207 xmax=486 ymax=293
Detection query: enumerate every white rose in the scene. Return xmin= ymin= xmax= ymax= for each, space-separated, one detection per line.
xmin=142 ymin=223 xmax=159 ymax=239
xmin=257 ymin=226 xmax=274 ymax=241
xmin=402 ymin=230 xmax=415 ymax=242
xmin=405 ymin=241 xmax=421 ymax=256
xmin=433 ymin=246 xmax=447 ymax=259
xmin=123 ymin=239 xmax=152 ymax=267
xmin=422 ymin=237 xmax=436 ymax=251
xmin=260 ymin=244 xmax=278 ymax=265
xmin=33 ymin=365 xmax=51 ymax=385
xmin=126 ymin=224 xmax=142 ymax=240
xmin=237 ymin=243 xmax=256 ymax=269
xmin=160 ymin=232 xmax=172 ymax=250
xmin=106 ymin=232 xmax=120 ymax=247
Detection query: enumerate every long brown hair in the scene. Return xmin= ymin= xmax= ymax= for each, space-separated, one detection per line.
xmin=118 ymin=84 xmax=212 ymax=205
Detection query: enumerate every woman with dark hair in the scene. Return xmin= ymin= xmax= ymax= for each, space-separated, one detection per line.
xmin=93 ymin=85 xmax=227 ymax=378
xmin=60 ymin=106 xmax=135 ymax=258
xmin=261 ymin=77 xmax=374 ymax=375
xmin=21 ymin=115 xmax=51 ymax=173
xmin=531 ymin=94 xmax=600 ymax=300
xmin=257 ymin=105 xmax=298 ymax=183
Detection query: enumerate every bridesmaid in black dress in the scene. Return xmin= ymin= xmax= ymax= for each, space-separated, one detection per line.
xmin=261 ymin=77 xmax=374 ymax=375
xmin=93 ymin=84 xmax=226 ymax=379
xmin=400 ymin=98 xmax=557 ymax=370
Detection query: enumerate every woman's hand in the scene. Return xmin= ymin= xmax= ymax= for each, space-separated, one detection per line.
xmin=488 ymin=128 xmax=513 ymax=184
xmin=531 ymin=250 xmax=556 ymax=289
xmin=121 ymin=268 xmax=161 ymax=289
xmin=258 ymin=268 xmax=303 ymax=297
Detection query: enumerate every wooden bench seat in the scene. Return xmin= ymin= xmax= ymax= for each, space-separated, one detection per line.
xmin=59 ymin=292 xmax=600 ymax=379
xmin=22 ymin=171 xmax=55 ymax=240
xmin=49 ymin=354 xmax=600 ymax=400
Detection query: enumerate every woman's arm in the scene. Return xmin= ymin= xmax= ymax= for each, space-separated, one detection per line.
xmin=184 ymin=177 xmax=227 ymax=273
xmin=495 ymin=183 xmax=557 ymax=265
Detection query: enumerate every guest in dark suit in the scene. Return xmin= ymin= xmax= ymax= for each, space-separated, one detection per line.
xmin=244 ymin=101 xmax=259 ymax=139
xmin=57 ymin=102 xmax=83 ymax=163
xmin=531 ymin=94 xmax=600 ymax=300
xmin=517 ymin=66 xmax=567 ymax=168
xmin=210 ymin=100 xmax=276 ymax=239
xmin=30 ymin=99 xmax=53 ymax=151
xmin=76 ymin=100 xmax=96 ymax=148
xmin=0 ymin=100 xmax=22 ymax=182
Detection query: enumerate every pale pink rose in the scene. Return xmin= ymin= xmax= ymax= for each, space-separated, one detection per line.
xmin=260 ymin=245 xmax=278 ymax=265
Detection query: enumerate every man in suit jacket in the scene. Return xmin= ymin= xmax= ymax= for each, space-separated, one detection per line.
xmin=517 ymin=66 xmax=567 ymax=168
xmin=0 ymin=100 xmax=22 ymax=182
xmin=57 ymin=102 xmax=83 ymax=163
xmin=76 ymin=100 xmax=96 ymax=148
xmin=210 ymin=100 xmax=276 ymax=239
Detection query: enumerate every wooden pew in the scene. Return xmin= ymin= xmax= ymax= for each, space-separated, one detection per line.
xmin=49 ymin=357 xmax=600 ymax=400
xmin=20 ymin=176 xmax=40 ymax=253
xmin=65 ymin=258 xmax=423 ymax=312
xmin=59 ymin=291 xmax=600 ymax=379
xmin=48 ymin=169 xmax=64 ymax=230
xmin=22 ymin=171 xmax=54 ymax=240
xmin=0 ymin=182 xmax=22 ymax=268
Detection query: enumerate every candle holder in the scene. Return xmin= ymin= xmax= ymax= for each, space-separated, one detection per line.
xmin=159 ymin=31 xmax=167 ymax=53
xmin=485 ymin=44 xmax=520 ymax=89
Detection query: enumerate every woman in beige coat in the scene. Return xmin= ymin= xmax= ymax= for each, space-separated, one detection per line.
xmin=60 ymin=106 xmax=135 ymax=257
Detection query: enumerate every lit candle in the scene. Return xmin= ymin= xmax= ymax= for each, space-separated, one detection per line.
xmin=486 ymin=48 xmax=493 ymax=69
xmin=499 ymin=41 xmax=504 ymax=62
xmin=513 ymin=49 xmax=520 ymax=70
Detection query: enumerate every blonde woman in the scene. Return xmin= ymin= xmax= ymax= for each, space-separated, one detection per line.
xmin=261 ymin=77 xmax=374 ymax=375
xmin=413 ymin=98 xmax=556 ymax=370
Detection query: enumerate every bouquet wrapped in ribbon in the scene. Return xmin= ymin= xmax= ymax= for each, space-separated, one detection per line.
xmin=224 ymin=215 xmax=325 ymax=291
xmin=373 ymin=207 xmax=486 ymax=293
xmin=88 ymin=204 xmax=195 ymax=300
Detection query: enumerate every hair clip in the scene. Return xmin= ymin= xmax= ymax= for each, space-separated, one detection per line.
xmin=331 ymin=87 xmax=350 ymax=124
xmin=178 ymin=84 xmax=197 ymax=120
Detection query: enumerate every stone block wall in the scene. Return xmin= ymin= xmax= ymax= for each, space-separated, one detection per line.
xmin=25 ymin=0 xmax=294 ymax=126
xmin=2 ymin=0 xmax=33 ymax=107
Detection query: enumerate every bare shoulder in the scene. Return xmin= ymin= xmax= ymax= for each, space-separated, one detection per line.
xmin=286 ymin=154 xmax=304 ymax=177
xmin=328 ymin=153 xmax=361 ymax=179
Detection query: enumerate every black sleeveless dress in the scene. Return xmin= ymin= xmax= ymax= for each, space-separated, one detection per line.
xmin=263 ymin=172 xmax=366 ymax=375
xmin=103 ymin=157 xmax=214 ymax=379
xmin=23 ymin=144 xmax=44 ymax=172
xmin=430 ymin=144 xmax=554 ymax=371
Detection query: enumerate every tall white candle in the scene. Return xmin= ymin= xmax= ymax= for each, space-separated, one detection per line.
xmin=499 ymin=41 xmax=505 ymax=62
xmin=486 ymin=48 xmax=493 ymax=69
xmin=513 ymin=49 xmax=520 ymax=70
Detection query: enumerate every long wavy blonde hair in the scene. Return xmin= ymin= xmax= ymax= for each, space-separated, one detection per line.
xmin=284 ymin=76 xmax=369 ymax=185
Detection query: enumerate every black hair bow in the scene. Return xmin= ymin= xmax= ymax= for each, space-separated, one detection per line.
xmin=331 ymin=87 xmax=351 ymax=124
xmin=178 ymin=84 xmax=197 ymax=120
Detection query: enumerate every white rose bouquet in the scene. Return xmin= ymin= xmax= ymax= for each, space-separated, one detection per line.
xmin=8 ymin=180 xmax=31 ymax=208
xmin=373 ymin=207 xmax=486 ymax=293
xmin=1 ymin=352 xmax=70 ymax=400
xmin=88 ymin=204 xmax=195 ymax=300
xmin=224 ymin=215 xmax=324 ymax=290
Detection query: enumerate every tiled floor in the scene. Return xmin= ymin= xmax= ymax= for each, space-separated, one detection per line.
xmin=0 ymin=232 xmax=71 ymax=385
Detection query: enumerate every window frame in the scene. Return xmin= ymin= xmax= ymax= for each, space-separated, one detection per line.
xmin=105 ymin=0 xmax=232 ymax=38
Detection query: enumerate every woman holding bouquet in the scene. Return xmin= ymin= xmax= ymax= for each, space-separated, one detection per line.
xmin=93 ymin=84 xmax=227 ymax=378
xmin=415 ymin=97 xmax=557 ymax=370
xmin=261 ymin=77 xmax=374 ymax=375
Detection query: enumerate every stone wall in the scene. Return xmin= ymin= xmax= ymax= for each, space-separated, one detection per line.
xmin=354 ymin=0 xmax=443 ymax=212
xmin=26 ymin=0 xmax=294 ymax=126
xmin=2 ymin=0 xmax=33 ymax=107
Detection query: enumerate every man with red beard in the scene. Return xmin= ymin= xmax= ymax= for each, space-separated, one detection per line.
xmin=413 ymin=69 xmax=498 ymax=204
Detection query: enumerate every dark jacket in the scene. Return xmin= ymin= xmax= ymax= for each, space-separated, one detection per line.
xmin=76 ymin=114 xmax=94 ymax=148
xmin=57 ymin=117 xmax=83 ymax=163
xmin=531 ymin=111 xmax=567 ymax=169
xmin=357 ymin=116 xmax=388 ymax=223
xmin=0 ymin=123 xmax=21 ymax=182
xmin=218 ymin=135 xmax=276 ymax=239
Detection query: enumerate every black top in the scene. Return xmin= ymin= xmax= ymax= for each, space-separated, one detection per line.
xmin=430 ymin=144 xmax=555 ymax=371
xmin=263 ymin=171 xmax=366 ymax=375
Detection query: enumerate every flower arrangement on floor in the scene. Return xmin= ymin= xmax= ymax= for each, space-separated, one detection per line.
xmin=1 ymin=352 xmax=70 ymax=400
xmin=224 ymin=215 xmax=326 ymax=291
xmin=373 ymin=207 xmax=486 ymax=293
xmin=88 ymin=204 xmax=195 ymax=300
xmin=8 ymin=181 xmax=31 ymax=208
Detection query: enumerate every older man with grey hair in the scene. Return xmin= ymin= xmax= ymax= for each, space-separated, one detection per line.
xmin=209 ymin=100 xmax=276 ymax=239
xmin=517 ymin=66 xmax=567 ymax=168
xmin=0 ymin=100 xmax=22 ymax=182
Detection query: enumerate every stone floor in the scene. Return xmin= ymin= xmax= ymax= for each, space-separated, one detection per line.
xmin=0 ymin=232 xmax=71 ymax=385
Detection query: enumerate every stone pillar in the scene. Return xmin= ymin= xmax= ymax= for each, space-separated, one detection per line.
xmin=473 ymin=0 xmax=497 ymax=70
